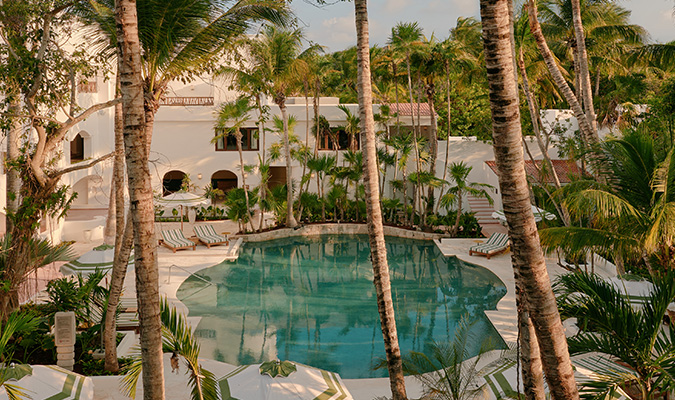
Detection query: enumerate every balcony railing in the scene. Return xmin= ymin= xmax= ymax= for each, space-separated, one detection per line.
xmin=159 ymin=96 xmax=214 ymax=106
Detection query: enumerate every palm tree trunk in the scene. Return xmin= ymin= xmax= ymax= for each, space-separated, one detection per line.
xmin=115 ymin=1 xmax=165 ymax=398
xmin=5 ymin=97 xmax=21 ymax=233
xmin=452 ymin=193 xmax=462 ymax=237
xmin=516 ymin=278 xmax=547 ymax=400
xmin=480 ymin=1 xmax=579 ymax=399
xmin=354 ymin=1 xmax=407 ymax=398
xmin=571 ymin=0 xmax=597 ymax=134
xmin=279 ymin=101 xmax=298 ymax=227
xmin=425 ymin=79 xmax=438 ymax=215
xmin=436 ymin=63 xmax=453 ymax=215
xmin=525 ymin=0 xmax=598 ymax=146
xmin=104 ymin=78 xmax=124 ymax=245
xmin=236 ymin=130 xmax=254 ymax=232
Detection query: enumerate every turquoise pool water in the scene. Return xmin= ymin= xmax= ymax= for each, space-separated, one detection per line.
xmin=176 ymin=234 xmax=506 ymax=379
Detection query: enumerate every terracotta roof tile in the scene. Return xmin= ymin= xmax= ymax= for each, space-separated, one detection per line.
xmin=383 ymin=103 xmax=432 ymax=116
xmin=485 ymin=159 xmax=582 ymax=184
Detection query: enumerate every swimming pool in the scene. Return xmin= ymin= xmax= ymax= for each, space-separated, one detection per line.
xmin=177 ymin=234 xmax=506 ymax=379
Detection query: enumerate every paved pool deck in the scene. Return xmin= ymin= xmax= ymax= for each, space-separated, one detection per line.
xmin=65 ymin=225 xmax=618 ymax=400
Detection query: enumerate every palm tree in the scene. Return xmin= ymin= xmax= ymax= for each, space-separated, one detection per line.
xmin=479 ymin=1 xmax=580 ymax=400
xmin=123 ymin=299 xmax=218 ymax=400
xmin=215 ymin=96 xmax=256 ymax=232
xmin=440 ymin=162 xmax=493 ymax=237
xmin=0 ymin=310 xmax=39 ymax=400
xmin=354 ymin=1 xmax=407 ymax=398
xmin=250 ymin=25 xmax=307 ymax=228
xmin=306 ymin=154 xmax=336 ymax=221
xmin=555 ymin=271 xmax=675 ymax=399
xmin=540 ymin=130 xmax=675 ymax=273
xmin=114 ymin=0 xmax=165 ymax=397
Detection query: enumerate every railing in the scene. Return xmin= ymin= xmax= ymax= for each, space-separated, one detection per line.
xmin=159 ymin=96 xmax=214 ymax=106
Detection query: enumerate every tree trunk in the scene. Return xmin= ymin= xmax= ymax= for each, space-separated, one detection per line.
xmin=425 ymin=79 xmax=438 ymax=215
xmin=525 ymin=0 xmax=598 ymax=146
xmin=236 ymin=129 xmax=254 ymax=231
xmin=104 ymin=77 xmax=125 ymax=245
xmin=115 ymin=1 xmax=165 ymax=399
xmin=479 ymin=1 xmax=579 ymax=399
xmin=354 ymin=1 xmax=407 ymax=399
xmin=452 ymin=193 xmax=462 ymax=237
xmin=571 ymin=0 xmax=597 ymax=134
xmin=279 ymin=101 xmax=298 ymax=227
xmin=5 ymin=97 xmax=22 ymax=233
xmin=516 ymin=276 xmax=547 ymax=400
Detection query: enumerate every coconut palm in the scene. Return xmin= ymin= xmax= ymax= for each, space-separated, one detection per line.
xmin=306 ymin=154 xmax=336 ymax=221
xmin=354 ymin=1 xmax=407 ymax=398
xmin=540 ymin=130 xmax=675 ymax=273
xmin=440 ymin=162 xmax=494 ymax=237
xmin=214 ymin=96 xmax=256 ymax=231
xmin=479 ymin=0 xmax=580 ymax=399
xmin=249 ymin=25 xmax=307 ymax=228
xmin=555 ymin=271 xmax=675 ymax=399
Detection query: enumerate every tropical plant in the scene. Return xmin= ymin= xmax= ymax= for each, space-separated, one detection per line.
xmin=224 ymin=188 xmax=258 ymax=233
xmin=0 ymin=311 xmax=39 ymax=400
xmin=45 ymin=271 xmax=108 ymax=328
xmin=215 ymin=96 xmax=257 ymax=231
xmin=440 ymin=162 xmax=494 ymax=237
xmin=122 ymin=298 xmax=217 ymax=400
xmin=401 ymin=317 xmax=494 ymax=400
xmin=555 ymin=271 xmax=675 ymax=399
xmin=540 ymin=130 xmax=675 ymax=274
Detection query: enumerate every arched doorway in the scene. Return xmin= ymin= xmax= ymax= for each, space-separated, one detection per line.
xmin=70 ymin=132 xmax=89 ymax=163
xmin=163 ymin=170 xmax=186 ymax=196
xmin=72 ymin=175 xmax=103 ymax=205
xmin=211 ymin=170 xmax=238 ymax=195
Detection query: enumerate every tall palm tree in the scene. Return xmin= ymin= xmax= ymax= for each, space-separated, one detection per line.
xmin=214 ymin=96 xmax=256 ymax=232
xmin=250 ymin=25 xmax=307 ymax=228
xmin=114 ymin=0 xmax=165 ymax=398
xmin=354 ymin=1 xmax=407 ymax=399
xmin=479 ymin=1 xmax=580 ymax=400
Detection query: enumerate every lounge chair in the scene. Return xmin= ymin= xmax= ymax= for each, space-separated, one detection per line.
xmin=160 ymin=229 xmax=196 ymax=253
xmin=193 ymin=224 xmax=229 ymax=248
xmin=469 ymin=232 xmax=510 ymax=259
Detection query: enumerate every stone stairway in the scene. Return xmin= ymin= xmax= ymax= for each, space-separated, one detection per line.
xmin=467 ymin=195 xmax=507 ymax=236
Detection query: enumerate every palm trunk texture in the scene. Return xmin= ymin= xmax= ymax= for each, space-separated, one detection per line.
xmin=479 ymin=0 xmax=579 ymax=399
xmin=115 ymin=0 xmax=165 ymax=398
xmin=354 ymin=1 xmax=408 ymax=399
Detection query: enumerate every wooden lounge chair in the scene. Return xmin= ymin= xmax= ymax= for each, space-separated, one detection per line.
xmin=160 ymin=229 xmax=196 ymax=253
xmin=469 ymin=232 xmax=510 ymax=259
xmin=193 ymin=224 xmax=229 ymax=248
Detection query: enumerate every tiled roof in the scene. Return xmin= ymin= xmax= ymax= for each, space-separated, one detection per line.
xmin=383 ymin=103 xmax=432 ymax=116
xmin=485 ymin=159 xmax=583 ymax=184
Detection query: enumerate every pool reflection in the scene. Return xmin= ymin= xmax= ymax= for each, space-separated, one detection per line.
xmin=177 ymin=235 xmax=506 ymax=379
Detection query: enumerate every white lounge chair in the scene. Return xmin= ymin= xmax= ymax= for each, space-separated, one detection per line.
xmin=193 ymin=224 xmax=229 ymax=248
xmin=160 ymin=229 xmax=196 ymax=253
xmin=469 ymin=232 xmax=510 ymax=259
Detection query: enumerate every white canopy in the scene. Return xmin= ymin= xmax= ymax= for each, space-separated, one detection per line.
xmin=0 ymin=365 xmax=94 ymax=400
xmin=491 ymin=205 xmax=556 ymax=223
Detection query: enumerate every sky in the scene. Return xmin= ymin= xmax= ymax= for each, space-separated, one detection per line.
xmin=290 ymin=0 xmax=675 ymax=52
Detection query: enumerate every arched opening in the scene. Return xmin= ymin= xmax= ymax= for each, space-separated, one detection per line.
xmin=163 ymin=170 xmax=187 ymax=196
xmin=70 ymin=133 xmax=85 ymax=162
xmin=72 ymin=175 xmax=103 ymax=205
xmin=211 ymin=170 xmax=238 ymax=196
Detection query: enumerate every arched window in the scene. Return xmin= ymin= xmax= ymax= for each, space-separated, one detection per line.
xmin=211 ymin=170 xmax=238 ymax=194
xmin=70 ymin=134 xmax=85 ymax=162
xmin=162 ymin=170 xmax=187 ymax=196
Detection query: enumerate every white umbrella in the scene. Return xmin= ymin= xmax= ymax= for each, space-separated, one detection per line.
xmin=218 ymin=360 xmax=353 ymax=400
xmin=0 ymin=365 xmax=94 ymax=400
xmin=491 ymin=205 xmax=556 ymax=224
xmin=156 ymin=192 xmax=210 ymax=230
xmin=60 ymin=244 xmax=134 ymax=276
xmin=481 ymin=353 xmax=634 ymax=400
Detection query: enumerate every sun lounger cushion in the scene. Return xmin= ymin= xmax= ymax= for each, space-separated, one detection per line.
xmin=470 ymin=233 xmax=509 ymax=255
xmin=194 ymin=224 xmax=228 ymax=245
xmin=161 ymin=229 xmax=194 ymax=248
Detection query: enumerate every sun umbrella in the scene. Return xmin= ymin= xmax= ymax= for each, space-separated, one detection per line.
xmin=0 ymin=365 xmax=93 ymax=400
xmin=491 ymin=205 xmax=556 ymax=224
xmin=218 ymin=360 xmax=353 ymax=400
xmin=481 ymin=353 xmax=634 ymax=400
xmin=60 ymin=244 xmax=134 ymax=276
xmin=156 ymin=192 xmax=210 ymax=230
